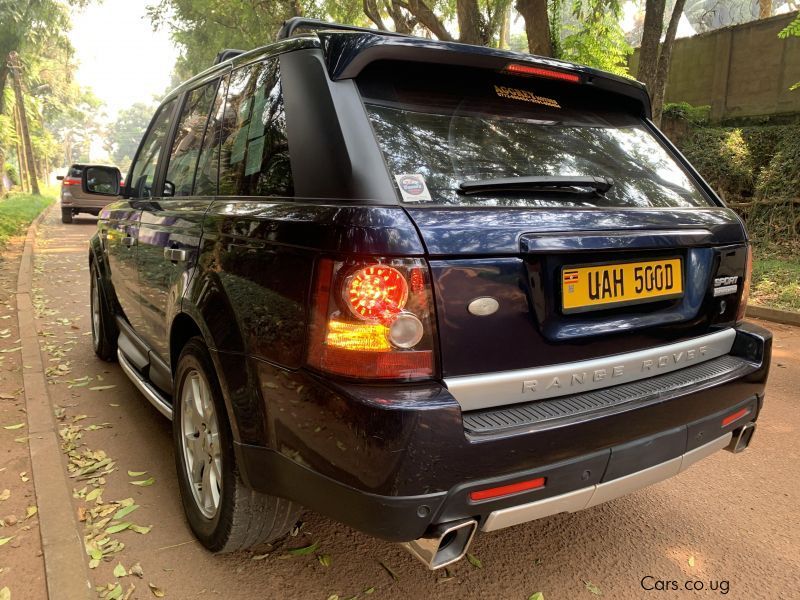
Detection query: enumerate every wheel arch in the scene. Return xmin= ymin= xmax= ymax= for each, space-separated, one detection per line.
xmin=168 ymin=309 xmax=265 ymax=448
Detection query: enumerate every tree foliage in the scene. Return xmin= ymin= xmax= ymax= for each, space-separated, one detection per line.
xmin=560 ymin=0 xmax=632 ymax=76
xmin=105 ymin=102 xmax=157 ymax=172
xmin=778 ymin=13 xmax=800 ymax=90
xmin=0 ymin=0 xmax=98 ymax=193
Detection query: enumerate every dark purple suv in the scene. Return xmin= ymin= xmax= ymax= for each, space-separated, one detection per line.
xmin=85 ymin=18 xmax=771 ymax=569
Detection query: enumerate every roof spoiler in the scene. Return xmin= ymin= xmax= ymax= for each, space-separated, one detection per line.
xmin=276 ymin=17 xmax=407 ymax=40
xmin=214 ymin=49 xmax=246 ymax=65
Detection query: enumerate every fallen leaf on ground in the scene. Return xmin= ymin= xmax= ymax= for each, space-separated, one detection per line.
xmin=19 ymin=472 xmax=28 ymax=483
xmin=318 ymin=554 xmax=331 ymax=567
xmin=584 ymin=580 xmax=602 ymax=596
xmin=106 ymin=522 xmax=132 ymax=534
xmin=0 ymin=587 xmax=9 ymax=600
xmin=127 ymin=471 xmax=147 ymax=477
xmin=113 ymin=563 xmax=127 ymax=578
xmin=106 ymin=583 xmax=123 ymax=599
xmin=688 ymin=556 xmax=696 ymax=567
xmin=467 ymin=553 xmax=483 ymax=568
xmin=113 ymin=504 xmax=138 ymax=520
xmin=129 ymin=524 xmax=152 ymax=535
xmin=86 ymin=488 xmax=103 ymax=502
xmin=148 ymin=583 xmax=165 ymax=597
xmin=0 ymin=490 xmax=9 ymax=501
xmin=25 ymin=506 xmax=37 ymax=519
xmin=285 ymin=542 xmax=318 ymax=556
xmin=378 ymin=560 xmax=398 ymax=581
xmin=3 ymin=423 xmax=24 ymax=430
xmin=90 ymin=385 xmax=116 ymax=391
xmin=251 ymin=553 xmax=269 ymax=560
xmin=130 ymin=477 xmax=155 ymax=487
xmin=0 ymin=536 xmax=13 ymax=546
xmin=0 ymin=393 xmax=15 ymax=399
xmin=528 ymin=593 xmax=545 ymax=600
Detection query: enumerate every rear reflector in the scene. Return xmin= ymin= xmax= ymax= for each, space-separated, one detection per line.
xmin=469 ymin=477 xmax=546 ymax=502
xmin=504 ymin=63 xmax=581 ymax=83
xmin=722 ymin=407 xmax=751 ymax=427
xmin=62 ymin=177 xmax=81 ymax=186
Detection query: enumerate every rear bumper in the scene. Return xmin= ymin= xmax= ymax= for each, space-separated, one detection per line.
xmin=235 ymin=322 xmax=771 ymax=542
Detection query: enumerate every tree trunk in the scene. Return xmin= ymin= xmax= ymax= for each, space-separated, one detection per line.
xmin=13 ymin=104 xmax=29 ymax=192
xmin=516 ymin=0 xmax=552 ymax=56
xmin=0 ymin=147 xmax=5 ymax=196
xmin=758 ymin=0 xmax=771 ymax=19
xmin=499 ymin=5 xmax=511 ymax=49
xmin=364 ymin=0 xmax=388 ymax=30
xmin=9 ymin=52 xmax=39 ymax=195
xmin=405 ymin=0 xmax=453 ymax=40
xmin=457 ymin=0 xmax=483 ymax=44
xmin=388 ymin=0 xmax=416 ymax=34
xmin=637 ymin=0 xmax=667 ymax=92
xmin=651 ymin=0 xmax=687 ymax=126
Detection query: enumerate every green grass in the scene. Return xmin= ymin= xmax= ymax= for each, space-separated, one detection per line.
xmin=0 ymin=192 xmax=54 ymax=247
xmin=751 ymin=253 xmax=800 ymax=312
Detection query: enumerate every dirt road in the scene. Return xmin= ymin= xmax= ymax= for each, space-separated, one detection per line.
xmin=8 ymin=207 xmax=800 ymax=599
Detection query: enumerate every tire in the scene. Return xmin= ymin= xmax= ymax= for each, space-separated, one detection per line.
xmin=61 ymin=208 xmax=73 ymax=224
xmin=90 ymin=261 xmax=118 ymax=361
xmin=173 ymin=337 xmax=300 ymax=553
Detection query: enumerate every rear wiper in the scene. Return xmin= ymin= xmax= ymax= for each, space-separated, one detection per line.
xmin=458 ymin=175 xmax=614 ymax=195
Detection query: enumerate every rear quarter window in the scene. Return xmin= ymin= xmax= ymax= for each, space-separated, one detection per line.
xmin=357 ymin=62 xmax=714 ymax=209
xmin=218 ymin=57 xmax=292 ymax=197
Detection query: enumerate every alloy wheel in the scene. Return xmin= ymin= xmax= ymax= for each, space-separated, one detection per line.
xmin=180 ymin=369 xmax=222 ymax=519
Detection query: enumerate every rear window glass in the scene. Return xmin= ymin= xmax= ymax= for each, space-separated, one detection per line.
xmin=357 ymin=62 xmax=713 ymax=209
xmin=68 ymin=165 xmax=83 ymax=178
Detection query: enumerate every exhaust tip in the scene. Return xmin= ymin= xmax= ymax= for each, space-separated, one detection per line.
xmin=401 ymin=519 xmax=478 ymax=570
xmin=727 ymin=422 xmax=756 ymax=453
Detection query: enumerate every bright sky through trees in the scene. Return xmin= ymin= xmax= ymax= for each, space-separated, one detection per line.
xmin=70 ymin=0 xmax=178 ymax=119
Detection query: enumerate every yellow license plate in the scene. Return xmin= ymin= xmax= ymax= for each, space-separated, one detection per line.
xmin=562 ymin=258 xmax=683 ymax=313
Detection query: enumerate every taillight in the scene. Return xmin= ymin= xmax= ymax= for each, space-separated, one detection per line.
xmin=308 ymin=258 xmax=436 ymax=380
xmin=503 ymin=63 xmax=581 ymax=83
xmin=62 ymin=177 xmax=81 ymax=186
xmin=736 ymin=245 xmax=753 ymax=322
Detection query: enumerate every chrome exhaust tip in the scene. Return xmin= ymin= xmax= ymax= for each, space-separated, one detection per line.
xmin=727 ymin=422 xmax=756 ymax=453
xmin=401 ymin=519 xmax=478 ymax=570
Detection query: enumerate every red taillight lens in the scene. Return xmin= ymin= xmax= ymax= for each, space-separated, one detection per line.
xmin=503 ymin=63 xmax=581 ymax=83
xmin=308 ymin=258 xmax=435 ymax=380
xmin=62 ymin=177 xmax=81 ymax=186
xmin=469 ymin=477 xmax=546 ymax=502
xmin=736 ymin=245 xmax=753 ymax=322
xmin=345 ymin=265 xmax=408 ymax=321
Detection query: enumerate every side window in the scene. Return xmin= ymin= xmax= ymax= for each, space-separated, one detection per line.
xmin=163 ymin=80 xmax=219 ymax=197
xmin=193 ymin=75 xmax=228 ymax=196
xmin=218 ymin=58 xmax=292 ymax=197
xmin=127 ymin=99 xmax=177 ymax=198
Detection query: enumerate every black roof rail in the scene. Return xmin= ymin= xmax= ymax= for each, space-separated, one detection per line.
xmin=214 ymin=49 xmax=246 ymax=65
xmin=276 ymin=17 xmax=407 ymax=40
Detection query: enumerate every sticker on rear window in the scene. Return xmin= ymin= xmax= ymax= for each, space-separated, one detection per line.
xmin=494 ymin=85 xmax=560 ymax=109
xmin=394 ymin=173 xmax=432 ymax=202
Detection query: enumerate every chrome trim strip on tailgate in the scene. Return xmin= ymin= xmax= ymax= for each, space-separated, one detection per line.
xmin=482 ymin=432 xmax=732 ymax=532
xmin=445 ymin=329 xmax=736 ymax=411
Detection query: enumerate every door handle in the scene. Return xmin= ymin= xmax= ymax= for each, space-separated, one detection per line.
xmin=164 ymin=248 xmax=188 ymax=262
xmin=121 ymin=236 xmax=135 ymax=247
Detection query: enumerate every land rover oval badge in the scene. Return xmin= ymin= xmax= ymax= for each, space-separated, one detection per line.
xmin=468 ymin=297 xmax=499 ymax=316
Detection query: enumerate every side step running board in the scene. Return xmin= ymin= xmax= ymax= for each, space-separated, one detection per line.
xmin=117 ymin=349 xmax=173 ymax=420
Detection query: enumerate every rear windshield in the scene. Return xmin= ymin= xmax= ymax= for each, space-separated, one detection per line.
xmin=68 ymin=165 xmax=83 ymax=178
xmin=357 ymin=62 xmax=713 ymax=209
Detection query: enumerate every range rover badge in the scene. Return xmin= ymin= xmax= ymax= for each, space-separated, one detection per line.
xmin=468 ymin=297 xmax=499 ymax=316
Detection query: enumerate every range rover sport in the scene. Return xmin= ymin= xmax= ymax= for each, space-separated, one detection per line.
xmin=85 ymin=18 xmax=771 ymax=569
